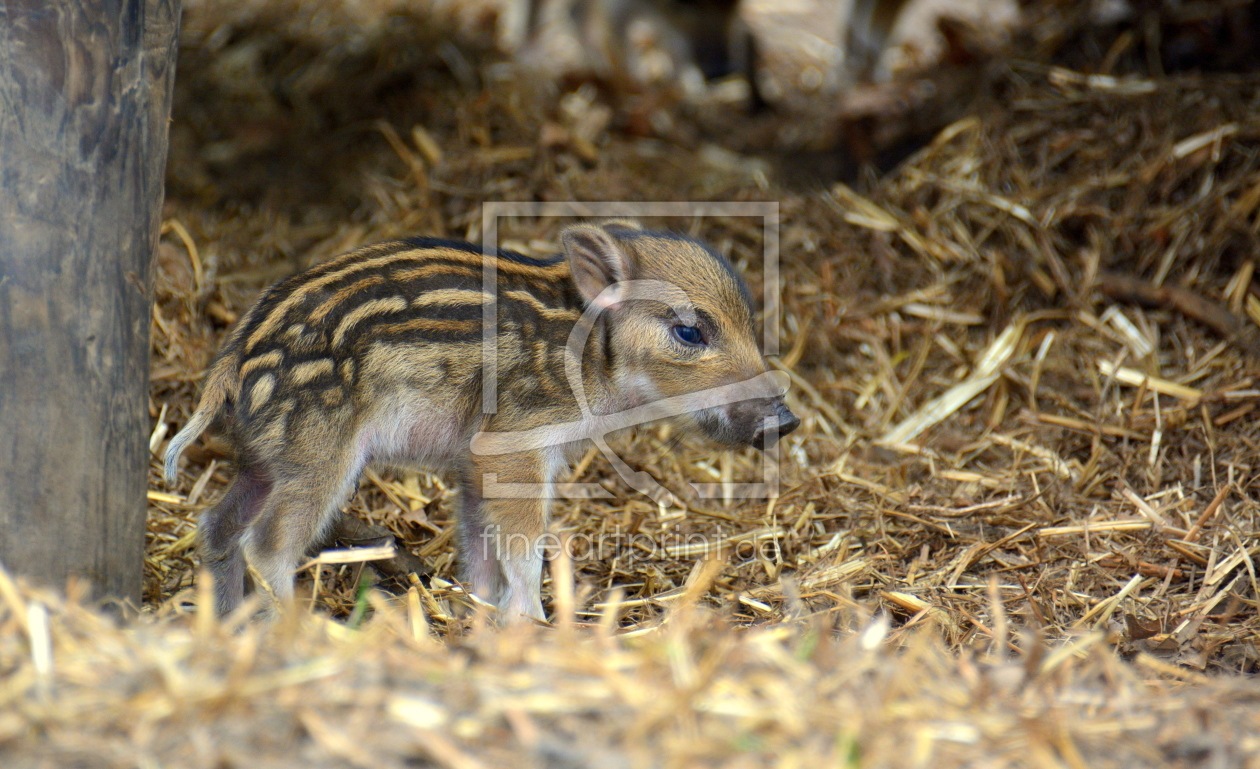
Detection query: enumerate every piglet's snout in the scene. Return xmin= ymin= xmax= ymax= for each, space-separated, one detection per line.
xmin=750 ymin=399 xmax=800 ymax=450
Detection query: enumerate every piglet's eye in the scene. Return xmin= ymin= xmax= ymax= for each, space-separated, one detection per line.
xmin=672 ymin=324 xmax=705 ymax=346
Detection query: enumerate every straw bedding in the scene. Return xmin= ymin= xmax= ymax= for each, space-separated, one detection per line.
xmin=3 ymin=0 xmax=1260 ymax=765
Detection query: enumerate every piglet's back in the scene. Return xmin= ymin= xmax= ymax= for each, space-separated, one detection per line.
xmin=164 ymin=238 xmax=583 ymax=480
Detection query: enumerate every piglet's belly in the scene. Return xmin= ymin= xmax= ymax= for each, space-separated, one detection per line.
xmin=358 ymin=398 xmax=473 ymax=468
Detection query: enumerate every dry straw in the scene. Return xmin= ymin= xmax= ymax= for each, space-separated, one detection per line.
xmin=11 ymin=0 xmax=1260 ymax=764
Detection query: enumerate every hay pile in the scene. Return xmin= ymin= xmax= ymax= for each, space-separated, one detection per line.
xmin=7 ymin=0 xmax=1260 ymax=764
xmin=3 ymin=569 xmax=1259 ymax=768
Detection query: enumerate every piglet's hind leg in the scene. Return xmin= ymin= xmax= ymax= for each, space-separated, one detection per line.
xmin=198 ymin=464 xmax=272 ymax=616
xmin=242 ymin=451 xmax=363 ymax=616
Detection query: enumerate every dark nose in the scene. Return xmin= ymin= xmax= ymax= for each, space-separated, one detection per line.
xmin=752 ymin=401 xmax=800 ymax=449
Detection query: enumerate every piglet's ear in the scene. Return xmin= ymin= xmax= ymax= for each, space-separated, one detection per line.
xmin=600 ymin=218 xmax=643 ymax=234
xmin=562 ymin=225 xmax=632 ymax=310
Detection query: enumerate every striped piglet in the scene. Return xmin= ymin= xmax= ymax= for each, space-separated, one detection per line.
xmin=165 ymin=221 xmax=798 ymax=621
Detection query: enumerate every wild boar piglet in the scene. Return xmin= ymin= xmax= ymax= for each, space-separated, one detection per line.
xmin=165 ymin=220 xmax=799 ymax=621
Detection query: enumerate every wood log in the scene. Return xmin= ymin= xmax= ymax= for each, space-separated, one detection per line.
xmin=0 ymin=0 xmax=181 ymax=603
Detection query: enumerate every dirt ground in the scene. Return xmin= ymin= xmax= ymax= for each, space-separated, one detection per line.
xmin=4 ymin=0 xmax=1260 ymax=766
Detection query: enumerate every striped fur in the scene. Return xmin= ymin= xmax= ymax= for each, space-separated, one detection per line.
xmin=164 ymin=221 xmax=798 ymax=621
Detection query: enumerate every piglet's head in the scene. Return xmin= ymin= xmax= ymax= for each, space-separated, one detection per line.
xmin=562 ymin=221 xmax=799 ymax=450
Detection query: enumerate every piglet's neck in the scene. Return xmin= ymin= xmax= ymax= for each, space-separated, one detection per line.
xmin=566 ymin=311 xmax=634 ymax=416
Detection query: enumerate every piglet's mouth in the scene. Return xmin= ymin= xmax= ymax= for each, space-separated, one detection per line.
xmin=750 ymin=401 xmax=801 ymax=450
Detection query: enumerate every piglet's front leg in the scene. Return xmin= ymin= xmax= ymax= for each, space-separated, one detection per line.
xmin=466 ymin=452 xmax=552 ymax=623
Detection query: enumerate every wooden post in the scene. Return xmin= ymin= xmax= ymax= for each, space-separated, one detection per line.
xmin=0 ymin=0 xmax=180 ymax=604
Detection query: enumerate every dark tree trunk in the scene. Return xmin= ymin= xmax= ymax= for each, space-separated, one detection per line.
xmin=0 ymin=0 xmax=180 ymax=604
